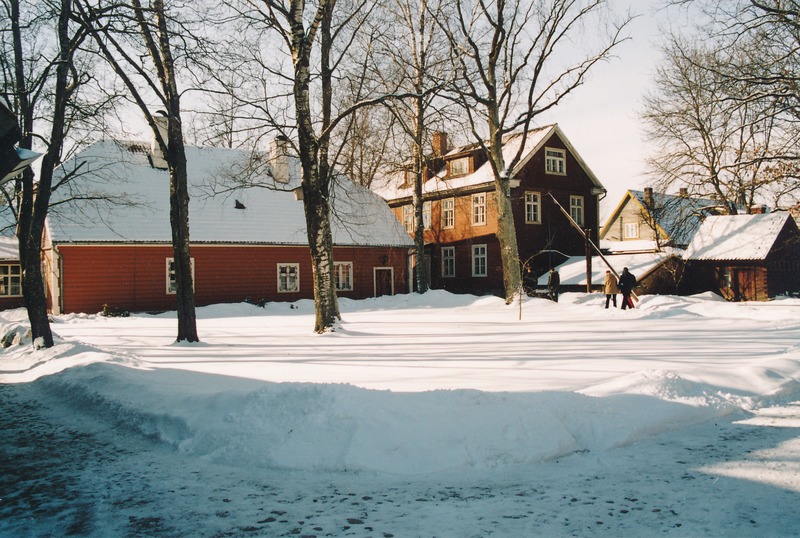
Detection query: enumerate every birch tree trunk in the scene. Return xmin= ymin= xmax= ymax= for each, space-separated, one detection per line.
xmin=290 ymin=0 xmax=339 ymax=332
xmin=150 ymin=0 xmax=198 ymax=342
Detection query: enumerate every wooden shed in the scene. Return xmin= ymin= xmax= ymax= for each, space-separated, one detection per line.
xmin=684 ymin=213 xmax=800 ymax=301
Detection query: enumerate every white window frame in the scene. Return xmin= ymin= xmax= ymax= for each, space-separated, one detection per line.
xmin=402 ymin=205 xmax=414 ymax=233
xmin=570 ymin=195 xmax=584 ymax=226
xmin=442 ymin=197 xmax=455 ymax=229
xmin=525 ymin=191 xmax=541 ymax=224
xmin=442 ymin=246 xmax=455 ymax=278
xmin=624 ymin=222 xmax=640 ymax=239
xmin=472 ymin=193 xmax=487 ymax=226
xmin=0 ymin=263 xmax=22 ymax=297
xmin=472 ymin=244 xmax=487 ymax=277
xmin=422 ymin=201 xmax=431 ymax=230
xmin=545 ymin=147 xmax=566 ymax=175
xmin=166 ymin=258 xmax=195 ymax=295
xmin=449 ymin=156 xmax=470 ymax=176
xmin=334 ymin=261 xmax=354 ymax=291
xmin=277 ymin=263 xmax=300 ymax=293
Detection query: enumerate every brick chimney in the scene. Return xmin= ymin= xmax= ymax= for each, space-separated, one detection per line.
xmin=749 ymin=204 xmax=767 ymax=214
xmin=432 ymin=131 xmax=448 ymax=156
xmin=679 ymin=187 xmax=688 ymax=197
xmin=644 ymin=187 xmax=653 ymax=207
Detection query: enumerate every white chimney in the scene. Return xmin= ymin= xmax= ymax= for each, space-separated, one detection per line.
xmin=269 ymin=135 xmax=290 ymax=183
xmin=150 ymin=113 xmax=169 ymax=170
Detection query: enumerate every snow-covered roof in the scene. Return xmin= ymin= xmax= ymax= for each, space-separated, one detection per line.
xmin=0 ymin=236 xmax=18 ymax=260
xmin=537 ymin=252 xmax=673 ymax=287
xmin=685 ymin=213 xmax=792 ymax=261
xmin=601 ymin=190 xmax=722 ymax=246
xmin=46 ymin=140 xmax=413 ymax=248
xmin=600 ymin=239 xmax=659 ymax=253
xmin=373 ymin=124 xmax=604 ymax=201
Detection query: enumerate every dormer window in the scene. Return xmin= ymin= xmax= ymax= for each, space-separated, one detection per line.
xmin=449 ymin=156 xmax=470 ymax=177
xmin=545 ymin=148 xmax=566 ymax=175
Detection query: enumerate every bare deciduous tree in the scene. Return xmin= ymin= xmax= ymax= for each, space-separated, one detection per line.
xmin=371 ymin=0 xmax=452 ymax=294
xmin=642 ymin=37 xmax=790 ymax=213
xmin=76 ymin=0 xmax=204 ymax=342
xmin=439 ymin=0 xmax=629 ymax=303
xmin=1 ymin=0 xmax=90 ymax=348
xmin=665 ymin=0 xmax=800 ymax=206
xmin=213 ymin=0 xmax=420 ymax=332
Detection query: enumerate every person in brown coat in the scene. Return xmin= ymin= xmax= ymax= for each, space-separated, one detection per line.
xmin=603 ymin=270 xmax=619 ymax=309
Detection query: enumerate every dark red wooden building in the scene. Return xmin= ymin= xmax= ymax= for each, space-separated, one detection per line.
xmin=44 ymin=140 xmax=413 ymax=314
xmin=684 ymin=213 xmax=800 ymax=301
xmin=375 ymin=124 xmax=606 ymax=295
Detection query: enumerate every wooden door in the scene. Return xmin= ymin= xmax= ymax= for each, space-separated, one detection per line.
xmin=734 ymin=268 xmax=757 ymax=301
xmin=374 ymin=267 xmax=394 ymax=297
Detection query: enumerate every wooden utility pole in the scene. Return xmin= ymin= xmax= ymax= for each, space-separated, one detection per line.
xmin=547 ymin=192 xmax=638 ymax=301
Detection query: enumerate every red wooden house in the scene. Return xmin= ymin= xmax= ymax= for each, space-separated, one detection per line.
xmin=375 ymin=124 xmax=606 ymax=295
xmin=43 ymin=138 xmax=413 ymax=315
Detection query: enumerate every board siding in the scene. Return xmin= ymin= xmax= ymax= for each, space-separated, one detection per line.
xmin=55 ymin=244 xmax=410 ymax=314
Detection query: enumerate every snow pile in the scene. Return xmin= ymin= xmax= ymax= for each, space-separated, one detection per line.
xmin=31 ymin=364 xmax=740 ymax=476
xmin=3 ymin=291 xmax=799 ymax=478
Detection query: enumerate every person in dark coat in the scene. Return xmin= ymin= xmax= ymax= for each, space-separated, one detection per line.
xmin=547 ymin=268 xmax=560 ymax=302
xmin=618 ymin=267 xmax=636 ymax=310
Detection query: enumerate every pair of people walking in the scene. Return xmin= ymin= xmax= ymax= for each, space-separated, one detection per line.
xmin=604 ymin=267 xmax=636 ymax=310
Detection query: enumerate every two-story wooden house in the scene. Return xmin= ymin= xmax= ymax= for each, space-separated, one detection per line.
xmin=374 ymin=124 xmax=606 ymax=295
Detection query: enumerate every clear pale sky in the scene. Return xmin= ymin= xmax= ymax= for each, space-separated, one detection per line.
xmin=538 ymin=0 xmax=696 ymax=219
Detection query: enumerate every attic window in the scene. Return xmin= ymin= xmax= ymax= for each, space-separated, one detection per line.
xmin=545 ymin=148 xmax=566 ymax=175
xmin=235 ymin=200 xmax=246 ymax=210
xmin=449 ymin=156 xmax=470 ymax=177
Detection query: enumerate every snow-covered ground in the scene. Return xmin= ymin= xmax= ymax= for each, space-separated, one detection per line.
xmin=1 ymin=291 xmax=799 ymax=537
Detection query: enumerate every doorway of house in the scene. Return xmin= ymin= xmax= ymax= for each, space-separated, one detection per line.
xmin=734 ymin=268 xmax=757 ymax=301
xmin=374 ymin=267 xmax=394 ymax=297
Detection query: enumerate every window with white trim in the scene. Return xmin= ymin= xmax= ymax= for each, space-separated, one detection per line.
xmin=442 ymin=246 xmax=455 ymax=278
xmin=0 ymin=264 xmax=21 ymax=296
xmin=278 ymin=263 xmax=300 ymax=293
xmin=442 ymin=197 xmax=455 ymax=229
xmin=422 ymin=201 xmax=431 ymax=230
xmin=472 ymin=193 xmax=487 ymax=226
xmin=334 ymin=262 xmax=353 ymax=291
xmin=624 ymin=222 xmax=640 ymax=239
xmin=570 ymin=195 xmax=584 ymax=226
xmin=472 ymin=244 xmax=487 ymax=277
xmin=545 ymin=148 xmax=566 ymax=175
xmin=166 ymin=258 xmax=195 ymax=294
xmin=402 ymin=205 xmax=413 ymax=233
xmin=525 ymin=191 xmax=541 ymax=224
xmin=449 ymin=156 xmax=470 ymax=176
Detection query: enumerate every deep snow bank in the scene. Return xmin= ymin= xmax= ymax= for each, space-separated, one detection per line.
xmin=33 ymin=362 xmax=742 ymax=476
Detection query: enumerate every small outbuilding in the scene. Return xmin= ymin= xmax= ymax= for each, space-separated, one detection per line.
xmin=684 ymin=213 xmax=800 ymax=301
